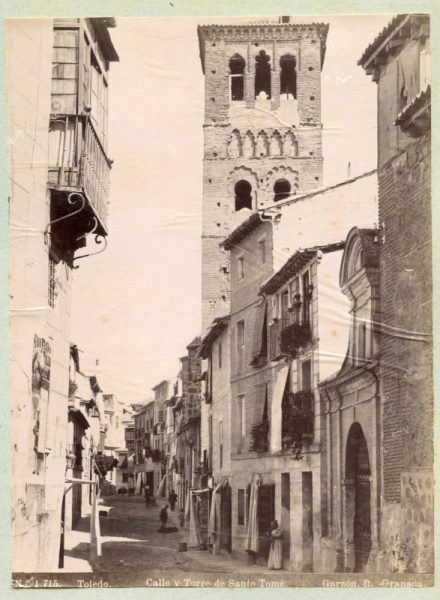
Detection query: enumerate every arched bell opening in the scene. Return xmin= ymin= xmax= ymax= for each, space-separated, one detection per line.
xmin=234 ymin=180 xmax=253 ymax=211
xmin=273 ymin=178 xmax=291 ymax=202
xmin=229 ymin=54 xmax=245 ymax=101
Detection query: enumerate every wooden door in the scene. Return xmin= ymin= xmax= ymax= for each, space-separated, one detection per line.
xmin=258 ymin=484 xmax=275 ymax=560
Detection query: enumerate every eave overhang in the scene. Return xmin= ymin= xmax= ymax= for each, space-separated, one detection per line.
xmin=358 ymin=14 xmax=429 ymax=81
xmin=90 ymin=18 xmax=119 ymax=62
xmin=395 ymin=86 xmax=431 ymax=137
xmin=198 ymin=316 xmax=229 ymax=359
xmin=220 ymin=211 xmax=263 ymax=251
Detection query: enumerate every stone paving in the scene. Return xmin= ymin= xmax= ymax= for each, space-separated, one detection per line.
xmin=61 ymin=494 xmax=284 ymax=583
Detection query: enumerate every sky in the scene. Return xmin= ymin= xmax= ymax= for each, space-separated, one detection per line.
xmin=71 ymin=15 xmax=391 ymax=405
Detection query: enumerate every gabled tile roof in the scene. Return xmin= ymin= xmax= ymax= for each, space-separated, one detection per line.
xmin=198 ymin=316 xmax=229 ymax=359
xmin=259 ymin=242 xmax=345 ymax=296
xmin=358 ymin=14 xmax=407 ymax=67
xmin=358 ymin=14 xmax=429 ymax=71
xmin=220 ymin=211 xmax=263 ymax=251
xmin=259 ymin=249 xmax=318 ymax=296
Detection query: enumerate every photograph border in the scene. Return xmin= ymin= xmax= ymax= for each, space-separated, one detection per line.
xmin=1 ymin=0 xmax=438 ymax=597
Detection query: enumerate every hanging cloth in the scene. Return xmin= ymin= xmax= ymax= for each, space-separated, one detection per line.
xmin=250 ymin=300 xmax=267 ymax=365
xmin=156 ymin=474 xmax=166 ymax=497
xmin=135 ymin=472 xmax=142 ymax=494
xmin=245 ymin=473 xmax=261 ymax=553
xmin=188 ymin=491 xmax=203 ymax=547
xmin=208 ymin=478 xmax=226 ymax=548
xmin=184 ymin=489 xmax=191 ymax=521
xmin=270 ymin=364 xmax=290 ymax=453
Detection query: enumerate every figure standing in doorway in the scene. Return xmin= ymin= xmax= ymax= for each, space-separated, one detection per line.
xmin=267 ymin=520 xmax=283 ymax=570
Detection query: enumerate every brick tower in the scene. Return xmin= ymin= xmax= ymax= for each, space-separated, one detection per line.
xmin=197 ymin=17 xmax=329 ymax=333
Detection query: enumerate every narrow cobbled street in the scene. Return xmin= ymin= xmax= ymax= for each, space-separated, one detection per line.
xmin=62 ymin=495 xmax=284 ymax=585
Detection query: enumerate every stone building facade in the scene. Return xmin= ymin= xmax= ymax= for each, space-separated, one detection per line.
xmin=8 ymin=18 xmax=118 ymax=572
xmin=319 ymin=228 xmax=381 ymax=573
xmin=359 ymin=13 xmax=432 ymax=573
xmin=197 ymin=19 xmax=330 ymax=530
xmin=218 ymin=168 xmax=378 ymax=570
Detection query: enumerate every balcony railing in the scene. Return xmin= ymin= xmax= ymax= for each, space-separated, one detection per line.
xmin=280 ymin=322 xmax=312 ymax=357
xmin=48 ymin=115 xmax=111 ymax=233
xmin=281 ymin=390 xmax=314 ymax=459
xmin=270 ymin=297 xmax=312 ymax=360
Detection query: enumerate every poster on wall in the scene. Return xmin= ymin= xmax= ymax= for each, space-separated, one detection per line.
xmin=31 ymin=334 xmax=52 ymax=458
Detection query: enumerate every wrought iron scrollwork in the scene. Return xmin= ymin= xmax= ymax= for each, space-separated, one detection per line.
xmin=72 ymin=234 xmax=108 ymax=269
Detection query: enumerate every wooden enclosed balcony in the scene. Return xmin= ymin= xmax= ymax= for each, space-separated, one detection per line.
xmin=48 ymin=114 xmax=111 ymax=235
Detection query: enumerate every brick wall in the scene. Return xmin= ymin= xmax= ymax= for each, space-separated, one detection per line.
xmin=200 ymin=25 xmax=326 ymax=334
xmin=379 ymin=135 xmax=432 ymax=502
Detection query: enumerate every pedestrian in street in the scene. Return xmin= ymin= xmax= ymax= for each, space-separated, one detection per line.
xmin=159 ymin=504 xmax=169 ymax=531
xmin=168 ymin=489 xmax=177 ymax=512
xmin=267 ymin=520 xmax=283 ymax=570
xmin=179 ymin=508 xmax=185 ymax=528
xmin=144 ymin=485 xmax=151 ymax=508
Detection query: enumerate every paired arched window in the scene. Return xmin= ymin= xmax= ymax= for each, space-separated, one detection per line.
xmin=280 ymin=54 xmax=297 ymax=99
xmin=235 ymin=180 xmax=253 ymax=211
xmin=228 ymin=52 xmax=298 ymax=103
xmin=230 ymin=54 xmax=245 ymax=101
xmin=255 ymin=50 xmax=271 ymax=99
xmin=273 ymin=179 xmax=291 ymax=202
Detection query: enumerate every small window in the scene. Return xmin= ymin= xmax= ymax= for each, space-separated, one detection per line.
xmin=229 ymin=54 xmax=245 ymax=101
xmin=301 ymin=359 xmax=312 ymax=391
xmin=282 ymin=290 xmax=290 ymax=329
xmin=280 ymin=54 xmax=297 ymax=99
xmin=237 ymin=322 xmax=245 ymax=373
xmin=290 ymin=277 xmax=301 ymax=323
xmin=237 ymin=393 xmax=246 ymax=450
xmin=258 ymin=239 xmax=266 ymax=265
xmin=237 ymin=256 xmax=244 ymax=280
xmin=218 ymin=341 xmax=223 ymax=369
xmin=219 ymin=421 xmax=223 ymax=468
xmin=48 ymin=255 xmax=57 ymax=308
xmin=158 ymin=410 xmax=164 ymax=423
xmin=302 ymin=270 xmax=311 ymax=324
xmin=235 ymin=180 xmax=252 ymax=211
xmin=255 ymin=50 xmax=271 ymax=99
xmin=238 ymin=488 xmax=245 ymax=524
xmin=274 ymin=179 xmax=291 ymax=202
xmin=122 ymin=473 xmax=128 ymax=483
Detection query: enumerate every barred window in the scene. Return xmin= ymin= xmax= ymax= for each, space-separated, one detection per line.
xmin=48 ymin=256 xmax=57 ymax=308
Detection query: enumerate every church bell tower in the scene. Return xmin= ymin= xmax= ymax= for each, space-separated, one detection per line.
xmin=197 ymin=17 xmax=329 ymax=333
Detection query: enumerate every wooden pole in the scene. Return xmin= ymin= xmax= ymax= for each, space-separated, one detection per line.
xmin=90 ymin=475 xmax=102 ymax=562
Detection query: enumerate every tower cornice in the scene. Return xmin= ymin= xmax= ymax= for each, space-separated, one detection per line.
xmin=197 ymin=22 xmax=329 ymax=73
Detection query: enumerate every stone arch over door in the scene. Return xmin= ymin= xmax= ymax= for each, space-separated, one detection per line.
xmin=344 ymin=422 xmax=372 ymax=572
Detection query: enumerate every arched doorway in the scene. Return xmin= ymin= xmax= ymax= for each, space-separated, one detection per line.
xmin=344 ymin=423 xmax=372 ymax=572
